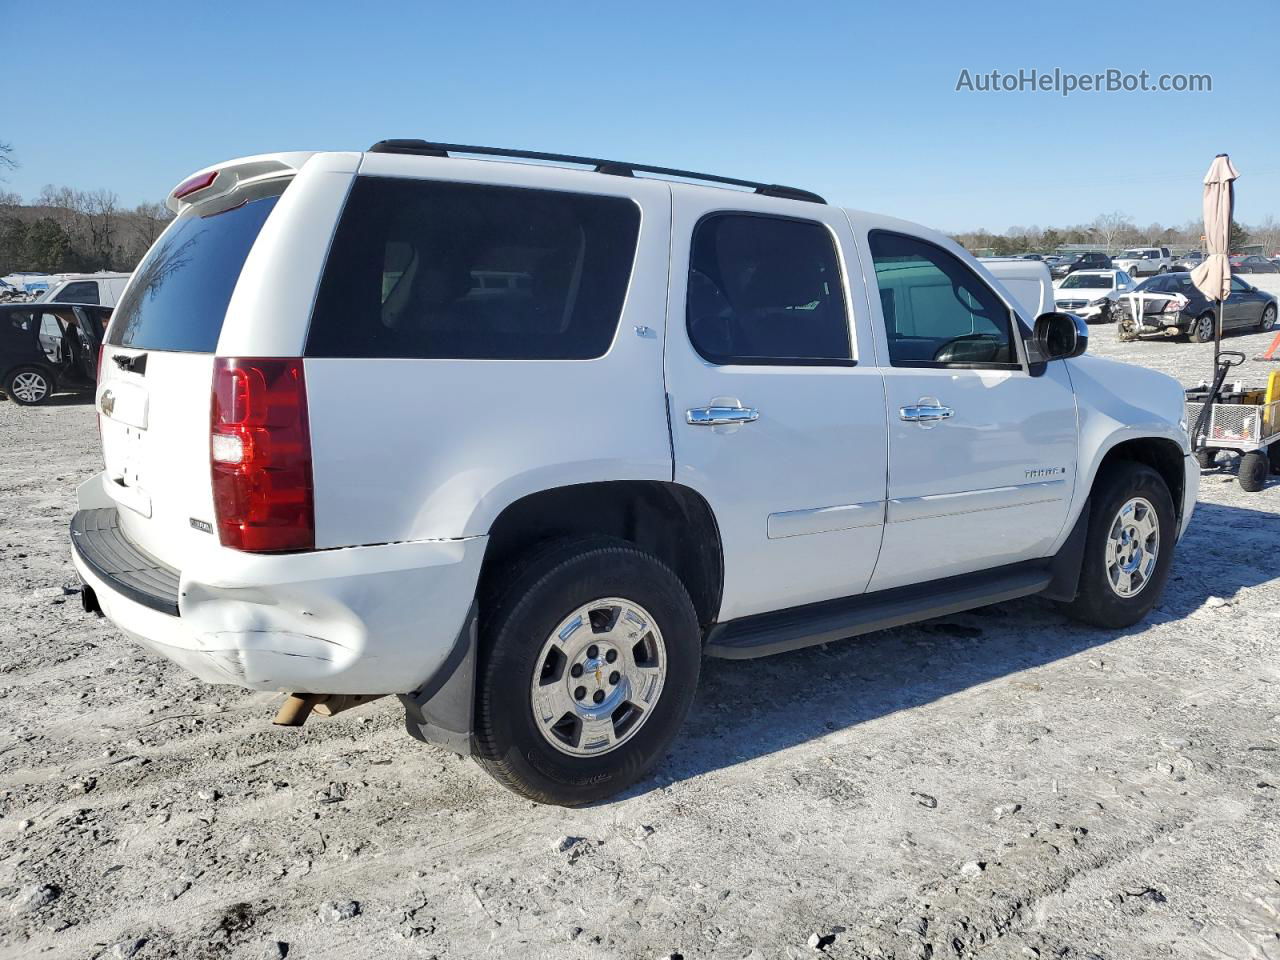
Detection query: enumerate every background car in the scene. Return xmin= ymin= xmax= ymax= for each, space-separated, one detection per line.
xmin=1050 ymin=251 xmax=1112 ymax=279
xmin=1172 ymin=251 xmax=1204 ymax=271
xmin=1112 ymin=247 xmax=1171 ymax=278
xmin=1116 ymin=272 xmax=1277 ymax=342
xmin=1230 ymin=254 xmax=1280 ymax=274
xmin=1052 ymin=268 xmax=1136 ymax=323
xmin=0 ymin=303 xmax=110 ymax=405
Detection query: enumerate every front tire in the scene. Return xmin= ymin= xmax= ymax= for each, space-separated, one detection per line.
xmin=474 ymin=538 xmax=701 ymax=805
xmin=1065 ymin=461 xmax=1176 ymax=629
xmin=1194 ymin=447 xmax=1217 ymax=470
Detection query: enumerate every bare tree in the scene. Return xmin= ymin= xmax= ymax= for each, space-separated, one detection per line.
xmin=1091 ymin=211 xmax=1132 ymax=254
xmin=82 ymin=189 xmax=120 ymax=267
xmin=0 ymin=141 xmax=15 ymax=181
xmin=132 ymin=201 xmax=172 ymax=249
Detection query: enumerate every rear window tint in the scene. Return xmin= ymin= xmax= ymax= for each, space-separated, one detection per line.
xmin=107 ymin=189 xmax=283 ymax=352
xmin=56 ymin=281 xmax=100 ymax=305
xmin=305 ymin=177 xmax=641 ymax=360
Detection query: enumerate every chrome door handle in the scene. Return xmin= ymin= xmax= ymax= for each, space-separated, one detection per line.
xmin=899 ymin=402 xmax=954 ymax=423
xmin=687 ymin=405 xmax=759 ymax=426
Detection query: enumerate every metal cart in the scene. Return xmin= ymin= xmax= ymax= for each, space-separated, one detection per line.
xmin=1185 ymin=351 xmax=1280 ymax=491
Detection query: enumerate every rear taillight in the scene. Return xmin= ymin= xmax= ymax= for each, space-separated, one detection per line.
xmin=1162 ymin=295 xmax=1190 ymax=314
xmin=210 ymin=358 xmax=314 ymax=552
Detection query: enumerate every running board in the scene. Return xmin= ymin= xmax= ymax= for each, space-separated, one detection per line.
xmin=703 ymin=563 xmax=1052 ymax=660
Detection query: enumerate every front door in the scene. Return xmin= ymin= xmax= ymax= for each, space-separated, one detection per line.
xmin=849 ymin=222 xmax=1079 ymax=592
xmin=665 ymin=187 xmax=888 ymax=622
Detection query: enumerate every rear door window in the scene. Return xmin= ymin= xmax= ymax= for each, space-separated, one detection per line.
xmin=686 ymin=213 xmax=851 ymax=365
xmin=107 ymin=186 xmax=284 ymax=352
xmin=306 ymin=177 xmax=641 ymax=360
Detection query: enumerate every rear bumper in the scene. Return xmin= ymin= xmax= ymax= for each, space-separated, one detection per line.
xmin=71 ymin=486 xmax=486 ymax=695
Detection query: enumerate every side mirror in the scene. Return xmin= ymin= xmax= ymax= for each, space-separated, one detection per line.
xmin=1031 ymin=311 xmax=1088 ymax=362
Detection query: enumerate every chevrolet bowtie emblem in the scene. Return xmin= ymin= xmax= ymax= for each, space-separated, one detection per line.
xmin=99 ymin=389 xmax=115 ymax=417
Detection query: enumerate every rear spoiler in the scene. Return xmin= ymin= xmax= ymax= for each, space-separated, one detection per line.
xmin=165 ymin=153 xmax=317 ymax=214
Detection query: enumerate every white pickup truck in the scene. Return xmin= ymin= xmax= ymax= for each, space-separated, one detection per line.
xmin=72 ymin=143 xmax=1198 ymax=805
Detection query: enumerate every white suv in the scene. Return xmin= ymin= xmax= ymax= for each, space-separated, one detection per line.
xmin=72 ymin=142 xmax=1198 ymax=805
xmin=1112 ymin=247 xmax=1172 ymax=278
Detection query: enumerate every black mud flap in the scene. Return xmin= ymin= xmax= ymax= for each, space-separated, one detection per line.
xmin=399 ymin=602 xmax=477 ymax=756
xmin=1041 ymin=499 xmax=1091 ymax=603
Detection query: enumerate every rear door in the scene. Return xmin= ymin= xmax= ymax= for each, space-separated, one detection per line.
xmin=851 ymin=220 xmax=1078 ymax=591
xmin=97 ymin=182 xmax=291 ymax=567
xmin=665 ymin=189 xmax=888 ymax=621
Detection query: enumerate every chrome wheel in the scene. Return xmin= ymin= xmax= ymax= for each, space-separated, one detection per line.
xmin=1105 ymin=497 xmax=1160 ymax=598
xmin=530 ymin=597 xmax=666 ymax=757
xmin=10 ymin=371 xmax=49 ymax=403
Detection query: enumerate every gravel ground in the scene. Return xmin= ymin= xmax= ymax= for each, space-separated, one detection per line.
xmin=2 ymin=280 xmax=1279 ymax=960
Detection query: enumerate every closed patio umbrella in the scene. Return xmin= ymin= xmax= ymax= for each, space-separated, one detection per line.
xmin=1189 ymin=154 xmax=1239 ymax=362
xmin=1188 ymin=154 xmax=1239 ymax=450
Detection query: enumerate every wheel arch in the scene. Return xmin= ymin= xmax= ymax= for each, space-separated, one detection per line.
xmin=1091 ymin=436 xmax=1187 ymax=527
xmin=479 ymin=480 xmax=725 ymax=629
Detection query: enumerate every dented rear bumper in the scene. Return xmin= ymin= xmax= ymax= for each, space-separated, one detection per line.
xmin=70 ymin=481 xmax=486 ymax=696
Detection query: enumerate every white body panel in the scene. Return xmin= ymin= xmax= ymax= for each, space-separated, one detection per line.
xmin=97 ymin=349 xmax=218 ymax=568
xmin=665 ymin=186 xmax=888 ymax=621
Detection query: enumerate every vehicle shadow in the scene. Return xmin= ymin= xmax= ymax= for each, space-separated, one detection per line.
xmin=635 ymin=500 xmax=1280 ymax=794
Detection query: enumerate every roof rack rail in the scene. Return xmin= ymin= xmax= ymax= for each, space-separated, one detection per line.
xmin=367 ymin=140 xmax=826 ymax=204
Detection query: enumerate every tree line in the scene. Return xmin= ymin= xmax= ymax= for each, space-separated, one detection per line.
xmin=0 ymin=186 xmax=173 ymax=277
xmin=950 ymin=210 xmax=1274 ymax=257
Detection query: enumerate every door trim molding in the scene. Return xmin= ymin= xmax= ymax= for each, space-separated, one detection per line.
xmin=887 ymin=478 xmax=1065 ymax=524
xmin=766 ymin=500 xmax=884 ymax=539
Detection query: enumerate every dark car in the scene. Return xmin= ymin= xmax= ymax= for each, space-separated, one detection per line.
xmin=1117 ymin=272 xmax=1277 ymax=343
xmin=1050 ymin=252 xmax=1112 ymax=279
xmin=1230 ymin=254 xmax=1280 ymax=274
xmin=0 ymin=303 xmax=111 ymax=405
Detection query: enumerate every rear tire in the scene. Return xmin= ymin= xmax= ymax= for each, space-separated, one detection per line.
xmin=1194 ymin=447 xmax=1217 ymax=470
xmin=1239 ymin=451 xmax=1268 ymax=492
xmin=1064 ymin=461 xmax=1176 ymax=629
xmin=473 ymin=537 xmax=700 ymax=805
xmin=1190 ymin=312 xmax=1215 ymax=343
xmin=1258 ymin=305 xmax=1276 ymax=332
xmin=3 ymin=367 xmax=54 ymax=406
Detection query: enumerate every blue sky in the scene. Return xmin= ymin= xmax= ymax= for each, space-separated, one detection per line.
xmin=4 ymin=0 xmax=1278 ymax=233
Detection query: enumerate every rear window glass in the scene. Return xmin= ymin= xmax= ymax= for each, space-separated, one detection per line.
xmin=107 ymin=188 xmax=283 ymax=352
xmin=305 ymin=177 xmax=641 ymax=360
xmin=56 ymin=281 xmax=100 ymax=305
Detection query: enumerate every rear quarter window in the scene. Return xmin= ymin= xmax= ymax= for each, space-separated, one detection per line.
xmin=107 ymin=186 xmax=284 ymax=352
xmin=305 ymin=177 xmax=641 ymax=360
